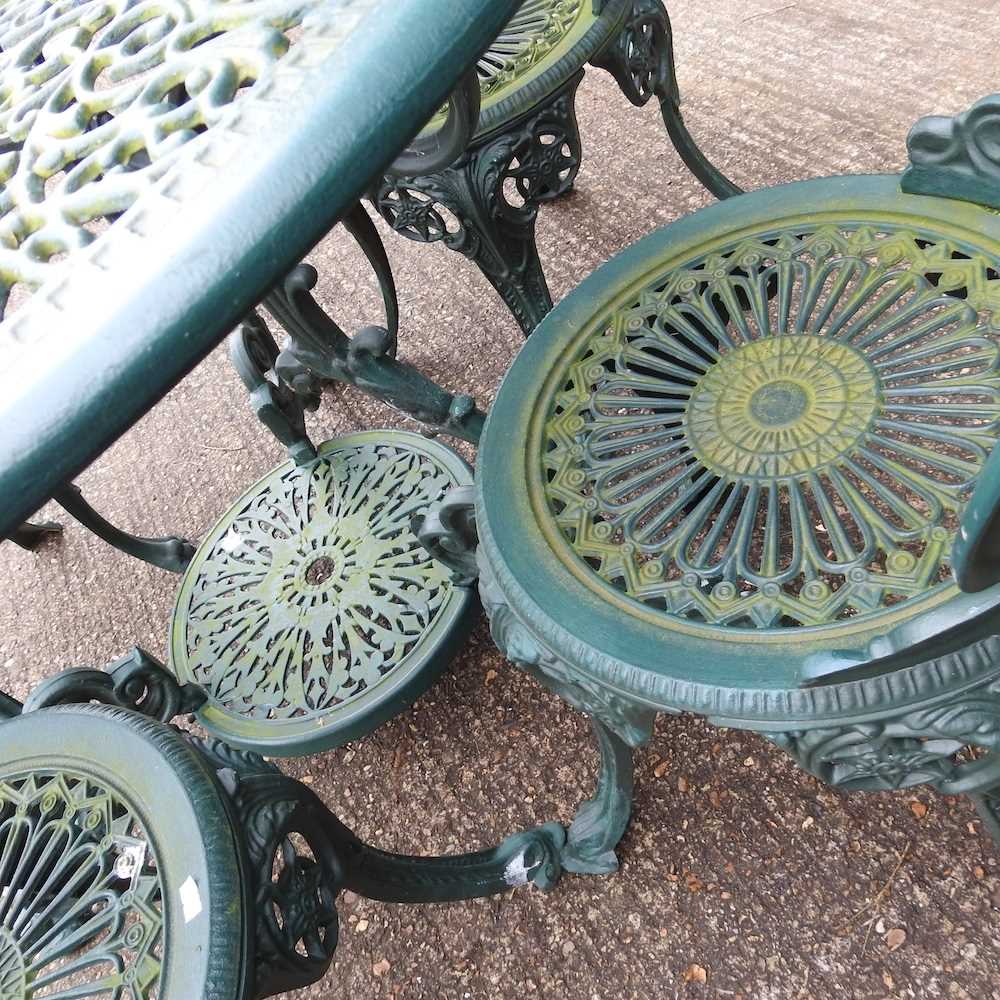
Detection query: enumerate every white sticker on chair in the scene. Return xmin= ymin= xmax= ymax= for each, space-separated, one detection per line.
xmin=179 ymin=876 xmax=203 ymax=923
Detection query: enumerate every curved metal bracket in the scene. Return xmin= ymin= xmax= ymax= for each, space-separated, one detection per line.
xmin=19 ymin=647 xmax=206 ymax=722
xmin=52 ymin=482 xmax=195 ymax=573
xmin=191 ymin=738 xmax=565 ymax=999
xmin=229 ymin=314 xmax=318 ymax=465
xmin=387 ymin=67 xmax=481 ymax=177
xmin=591 ymin=0 xmax=742 ymax=200
xmin=266 ymin=250 xmax=486 ymax=443
xmin=902 ymin=93 xmax=1000 ymax=210
xmin=412 ymin=484 xmax=479 ymax=585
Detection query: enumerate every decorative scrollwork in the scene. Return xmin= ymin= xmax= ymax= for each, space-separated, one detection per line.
xmin=0 ymin=0 xmax=352 ymax=319
xmin=902 ymin=93 xmax=1000 ymax=211
xmin=477 ymin=553 xmax=650 ymax=874
xmin=591 ymin=0 xmax=670 ymax=106
xmin=542 ymin=223 xmax=1000 ymax=639
xmin=0 ymin=763 xmax=167 ymax=997
xmin=172 ymin=435 xmax=465 ymax=732
xmin=21 ymin=647 xmax=205 ymax=722
xmin=478 ymin=554 xmax=655 ymax=748
xmin=412 ymin=484 xmax=479 ymax=585
xmin=375 ymin=71 xmax=584 ymax=335
xmin=767 ymin=675 xmax=1000 ymax=794
xmin=265 ymin=260 xmax=486 ymax=442
xmin=475 ymin=0 xmax=585 ymax=105
xmin=229 ymin=314 xmax=318 ymax=465
xmin=192 ymin=737 xmax=342 ymax=999
xmin=189 ymin=734 xmax=565 ymax=995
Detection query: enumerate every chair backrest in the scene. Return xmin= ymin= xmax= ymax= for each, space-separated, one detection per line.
xmin=901 ymin=92 xmax=1000 ymax=211
xmin=898 ymin=93 xmax=1000 ymax=592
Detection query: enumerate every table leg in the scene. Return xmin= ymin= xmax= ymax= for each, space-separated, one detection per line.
xmin=8 ymin=519 xmax=62 ymax=550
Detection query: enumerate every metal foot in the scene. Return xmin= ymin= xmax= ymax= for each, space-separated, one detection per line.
xmin=53 ymin=483 xmax=195 ymax=573
xmin=562 ymin=717 xmax=635 ymax=875
xmin=9 ymin=519 xmax=62 ymax=550
xmin=374 ymin=72 xmax=585 ymax=336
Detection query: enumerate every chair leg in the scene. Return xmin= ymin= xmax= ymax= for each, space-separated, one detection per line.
xmin=592 ymin=0 xmax=742 ymax=200
xmin=562 ymin=716 xmax=637 ymax=875
xmin=972 ymin=788 xmax=1000 ymax=844
xmin=190 ymin=737 xmax=565 ymax=998
xmin=8 ymin=519 xmax=62 ymax=550
xmin=52 ymin=483 xmax=195 ymax=573
xmin=373 ymin=72 xmax=585 ymax=336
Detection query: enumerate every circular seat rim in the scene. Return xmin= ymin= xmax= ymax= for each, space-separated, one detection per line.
xmin=476 ymin=173 xmax=1000 ymax=722
xmin=170 ymin=430 xmax=475 ymax=756
xmin=420 ymin=0 xmax=630 ymax=144
xmin=0 ymin=704 xmax=249 ymax=1000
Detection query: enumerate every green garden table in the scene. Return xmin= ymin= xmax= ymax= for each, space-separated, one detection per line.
xmin=5 ymin=1 xmax=1000 ymax=997
xmin=0 ymin=3 xmax=569 ymax=998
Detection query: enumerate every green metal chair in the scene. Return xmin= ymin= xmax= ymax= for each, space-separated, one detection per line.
xmin=0 ymin=657 xmax=564 ymax=999
xmin=168 ymin=429 xmax=477 ymax=756
xmin=373 ymin=0 xmax=740 ymax=336
xmin=417 ymin=93 xmax=1000 ymax=873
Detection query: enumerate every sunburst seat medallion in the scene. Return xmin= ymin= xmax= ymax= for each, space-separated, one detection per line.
xmin=475 ymin=175 xmax=1000 ymax=873
xmin=171 ymin=431 xmax=474 ymax=756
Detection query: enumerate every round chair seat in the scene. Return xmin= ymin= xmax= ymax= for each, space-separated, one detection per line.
xmin=0 ymin=704 xmax=248 ymax=1000
xmin=477 ymin=175 xmax=1000 ymax=723
xmin=171 ymin=431 xmax=474 ymax=756
xmin=426 ymin=0 xmax=629 ymax=141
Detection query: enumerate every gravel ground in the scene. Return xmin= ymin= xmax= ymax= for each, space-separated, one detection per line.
xmin=3 ymin=1 xmax=1000 ymax=998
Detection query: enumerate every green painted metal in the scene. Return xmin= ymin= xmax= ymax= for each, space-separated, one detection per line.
xmin=259 ymin=203 xmax=487 ymax=445
xmin=51 ymin=483 xmax=195 ymax=572
xmin=2 ymin=689 xmax=566 ymax=997
xmin=0 ymin=0 xmax=521 ymax=540
xmin=170 ymin=432 xmax=475 ymax=756
xmin=475 ymin=173 xmax=1000 ymax=871
xmin=7 ymin=521 xmax=61 ymax=551
xmin=375 ymin=0 xmax=738 ymax=336
xmin=20 ymin=646 xmax=206 ymax=721
xmin=955 ymin=440 xmax=1000 ymax=593
xmin=376 ymin=69 xmax=583 ymax=334
xmin=902 ymin=93 xmax=1000 ymax=211
xmin=0 ymin=704 xmax=249 ymax=1000
xmin=541 ymin=223 xmax=1000 ymax=644
xmin=443 ymin=0 xmax=628 ymax=142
